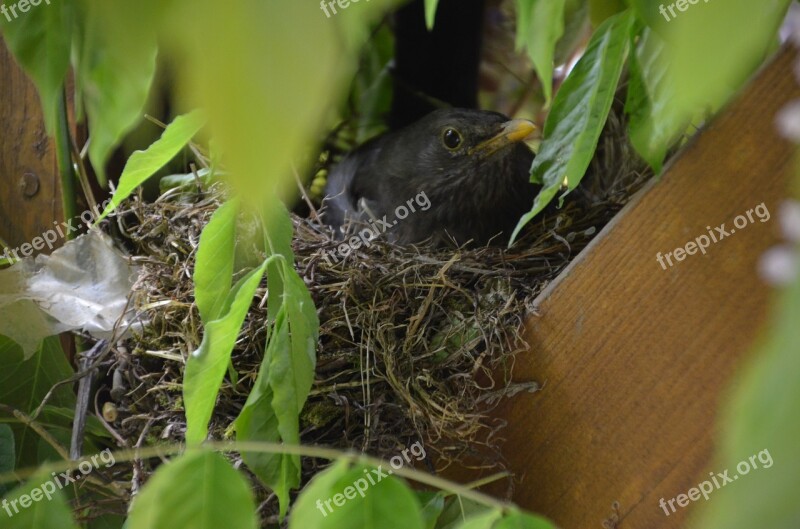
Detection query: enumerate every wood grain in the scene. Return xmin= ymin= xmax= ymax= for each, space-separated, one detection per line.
xmin=487 ymin=46 xmax=798 ymax=528
xmin=0 ymin=38 xmax=61 ymax=256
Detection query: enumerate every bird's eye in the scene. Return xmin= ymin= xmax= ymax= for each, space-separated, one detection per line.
xmin=442 ymin=128 xmax=462 ymax=150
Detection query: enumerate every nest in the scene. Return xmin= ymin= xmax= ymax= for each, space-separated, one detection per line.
xmin=97 ymin=105 xmax=651 ymax=521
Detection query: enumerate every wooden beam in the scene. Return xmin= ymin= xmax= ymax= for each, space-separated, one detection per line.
xmin=491 ymin=46 xmax=798 ymax=528
xmin=0 ymin=38 xmax=61 ymax=257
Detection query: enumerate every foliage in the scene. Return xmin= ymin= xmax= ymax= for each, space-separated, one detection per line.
xmin=0 ymin=0 xmax=796 ymax=527
xmin=691 ymin=213 xmax=800 ymax=529
xmin=511 ymin=9 xmax=635 ymax=242
xmin=509 ymin=0 xmax=792 ymax=241
xmin=126 ymin=450 xmax=259 ymax=529
xmin=514 ymin=0 xmax=567 ymax=105
xmin=94 ymin=110 xmax=207 ymax=223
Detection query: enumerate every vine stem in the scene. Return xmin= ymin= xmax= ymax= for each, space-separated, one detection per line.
xmin=54 ymin=86 xmax=78 ymax=230
xmin=0 ymin=404 xmax=126 ymax=497
xmin=0 ymin=440 xmax=514 ymax=513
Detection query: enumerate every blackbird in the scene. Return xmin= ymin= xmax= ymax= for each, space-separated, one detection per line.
xmin=322 ymin=108 xmax=539 ymax=247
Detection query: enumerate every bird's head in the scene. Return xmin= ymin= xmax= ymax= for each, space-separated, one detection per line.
xmin=380 ymin=108 xmax=538 ymax=233
xmin=326 ymin=108 xmax=541 ymax=246
xmin=384 ymin=108 xmax=537 ymax=197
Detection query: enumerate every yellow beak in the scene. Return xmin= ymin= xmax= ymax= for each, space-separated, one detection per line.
xmin=469 ymin=119 xmax=537 ymax=158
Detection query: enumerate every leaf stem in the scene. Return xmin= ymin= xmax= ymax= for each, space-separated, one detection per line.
xmin=55 ymin=86 xmax=78 ymax=233
xmin=0 ymin=440 xmax=514 ymax=512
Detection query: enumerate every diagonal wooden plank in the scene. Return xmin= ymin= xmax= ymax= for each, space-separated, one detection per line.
xmin=491 ymin=46 xmax=798 ymax=529
xmin=0 ymin=38 xmax=61 ymax=255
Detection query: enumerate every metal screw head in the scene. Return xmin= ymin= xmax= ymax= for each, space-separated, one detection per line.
xmin=20 ymin=173 xmax=40 ymax=197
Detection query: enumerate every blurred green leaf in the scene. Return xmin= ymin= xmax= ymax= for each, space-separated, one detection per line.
xmin=75 ymin=0 xmax=160 ymax=187
xmin=419 ymin=491 xmax=446 ymax=529
xmin=0 ymin=337 xmax=74 ymax=414
xmin=494 ymin=510 xmax=555 ymax=528
xmin=0 ymin=0 xmax=72 ymax=132
xmin=625 ymin=27 xmax=686 ymax=173
xmin=425 ymin=0 xmax=440 ymax=30
xmin=511 ymin=9 xmax=635 ymax=244
xmin=434 ymin=496 xmax=494 ymax=529
xmin=641 ymin=0 xmax=790 ymax=140
xmin=0 ymin=336 xmax=74 ymax=468
xmin=184 ymin=261 xmax=268 ymax=444
xmin=450 ymin=509 xmax=502 ymax=529
xmin=36 ymin=406 xmax=108 ymax=439
xmin=290 ymin=461 xmax=425 ymax=529
xmin=553 ymin=0 xmax=590 ymax=67
xmin=236 ymin=259 xmax=319 ymax=518
xmin=692 ymin=266 xmax=800 ymax=528
xmin=0 ymin=471 xmax=80 ymax=529
xmin=0 ymin=424 xmax=14 ymax=496
xmin=515 ymin=0 xmax=567 ymax=105
xmin=289 ymin=459 xmax=349 ymax=527
xmin=158 ymin=168 xmax=215 ymax=193
xmin=169 ymin=0 xmax=366 ymax=208
xmin=262 ymin=202 xmax=295 ymax=325
xmin=588 ymin=0 xmax=626 ymax=26
xmin=127 ymin=450 xmax=258 ymax=529
xmin=96 ymin=110 xmax=206 ymax=222
xmin=352 ymin=24 xmax=395 ymax=143
xmin=85 ymin=513 xmax=126 ymax=529
xmin=193 ymin=199 xmax=238 ymax=323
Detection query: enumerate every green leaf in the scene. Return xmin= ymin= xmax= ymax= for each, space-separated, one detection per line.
xmin=587 ymin=0 xmax=625 ymax=27
xmin=184 ymin=261 xmax=269 ymax=444
xmin=636 ymin=0 xmax=790 ymax=149
xmin=625 ymin=27 xmax=659 ymax=171
xmin=553 ymin=0 xmax=590 ymax=67
xmin=435 ymin=496 xmax=494 ymax=529
xmin=36 ymin=406 xmax=109 ymax=439
xmin=424 ymin=0 xmax=440 ymax=30
xmin=95 ymin=110 xmax=207 ymax=222
xmin=0 ymin=336 xmax=74 ymax=468
xmin=0 ymin=471 xmax=80 ymax=529
xmin=127 ymin=450 xmax=258 ymax=529
xmin=74 ymin=0 xmax=159 ymax=187
xmin=515 ymin=0 xmax=567 ymax=105
xmin=85 ymin=513 xmax=126 ymax=529
xmin=510 ymin=9 xmax=635 ymax=244
xmin=494 ymin=510 xmax=556 ymax=529
xmin=193 ymin=199 xmax=238 ymax=323
xmin=290 ymin=461 xmax=425 ymax=529
xmin=451 ymin=509 xmax=502 ymax=529
xmin=0 ymin=0 xmax=72 ymax=132
xmin=692 ymin=271 xmax=800 ymax=528
xmin=262 ymin=202 xmax=295 ymax=325
xmin=236 ymin=259 xmax=319 ymax=518
xmin=234 ymin=309 xmax=291 ymax=513
xmin=0 ymin=336 xmax=74 ymax=414
xmin=419 ymin=492 xmax=446 ymax=529
xmin=352 ymin=24 xmax=394 ymax=144
xmin=169 ymin=0 xmax=357 ymax=208
xmin=289 ymin=459 xmax=349 ymax=526
xmin=625 ymin=26 xmax=688 ymax=173
xmin=0 ymin=424 xmax=14 ymax=496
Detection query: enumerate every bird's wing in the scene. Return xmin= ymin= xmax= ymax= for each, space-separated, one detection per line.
xmin=321 ymin=154 xmax=363 ymax=230
xmin=321 ymin=137 xmax=385 ymax=233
